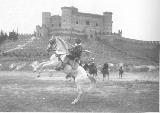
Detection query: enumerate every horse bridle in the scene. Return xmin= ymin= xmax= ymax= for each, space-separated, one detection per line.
xmin=47 ymin=39 xmax=57 ymax=52
xmin=48 ymin=38 xmax=67 ymax=64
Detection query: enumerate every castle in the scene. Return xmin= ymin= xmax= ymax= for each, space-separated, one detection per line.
xmin=36 ymin=6 xmax=113 ymax=37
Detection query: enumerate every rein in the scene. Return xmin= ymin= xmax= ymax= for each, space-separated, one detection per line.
xmin=55 ymin=53 xmax=64 ymax=63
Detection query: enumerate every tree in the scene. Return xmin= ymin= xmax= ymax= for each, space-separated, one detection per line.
xmin=8 ymin=30 xmax=18 ymax=41
xmin=0 ymin=30 xmax=8 ymax=45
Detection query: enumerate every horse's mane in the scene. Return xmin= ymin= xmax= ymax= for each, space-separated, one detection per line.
xmin=55 ymin=37 xmax=69 ymax=54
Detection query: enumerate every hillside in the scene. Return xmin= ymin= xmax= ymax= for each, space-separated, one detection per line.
xmin=71 ymin=35 xmax=159 ymax=65
xmin=0 ymin=34 xmax=159 ymax=65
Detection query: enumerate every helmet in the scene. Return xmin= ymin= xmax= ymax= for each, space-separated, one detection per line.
xmin=75 ymin=39 xmax=81 ymax=44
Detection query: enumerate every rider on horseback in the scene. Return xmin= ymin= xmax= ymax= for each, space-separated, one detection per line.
xmin=61 ymin=38 xmax=83 ymax=69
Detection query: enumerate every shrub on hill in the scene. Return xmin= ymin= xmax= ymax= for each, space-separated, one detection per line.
xmin=8 ymin=30 xmax=18 ymax=41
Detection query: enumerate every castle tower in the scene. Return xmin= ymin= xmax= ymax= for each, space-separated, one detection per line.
xmin=61 ymin=6 xmax=78 ymax=29
xmin=103 ymin=12 xmax=113 ymax=33
xmin=42 ymin=12 xmax=51 ymax=28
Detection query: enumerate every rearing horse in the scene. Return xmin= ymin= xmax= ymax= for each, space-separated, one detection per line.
xmin=33 ymin=36 xmax=96 ymax=104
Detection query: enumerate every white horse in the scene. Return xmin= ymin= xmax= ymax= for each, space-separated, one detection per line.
xmin=33 ymin=36 xmax=68 ymax=76
xmin=34 ymin=36 xmax=96 ymax=104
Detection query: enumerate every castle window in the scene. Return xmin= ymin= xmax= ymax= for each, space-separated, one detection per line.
xmin=59 ymin=23 xmax=61 ymax=27
xmin=96 ymin=23 xmax=98 ymax=26
xmin=76 ymin=21 xmax=78 ymax=24
xmin=52 ymin=24 xmax=54 ymax=27
xmin=86 ymin=21 xmax=90 ymax=25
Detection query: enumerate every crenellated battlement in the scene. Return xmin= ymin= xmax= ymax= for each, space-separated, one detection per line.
xmin=115 ymin=37 xmax=159 ymax=45
xmin=99 ymin=32 xmax=159 ymax=46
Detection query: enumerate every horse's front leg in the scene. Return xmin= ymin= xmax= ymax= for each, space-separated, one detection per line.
xmin=37 ymin=61 xmax=51 ymax=77
xmin=71 ymin=84 xmax=83 ymax=104
xmin=37 ymin=66 xmax=44 ymax=77
xmin=34 ymin=61 xmax=46 ymax=72
xmin=34 ymin=62 xmax=47 ymax=77
xmin=37 ymin=64 xmax=46 ymax=77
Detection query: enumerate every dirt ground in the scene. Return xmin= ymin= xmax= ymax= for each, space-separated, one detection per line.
xmin=0 ymin=71 xmax=159 ymax=112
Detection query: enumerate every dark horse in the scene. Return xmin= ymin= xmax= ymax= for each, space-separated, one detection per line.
xmin=119 ymin=66 xmax=123 ymax=79
xmin=101 ymin=63 xmax=109 ymax=80
xmin=83 ymin=62 xmax=97 ymax=77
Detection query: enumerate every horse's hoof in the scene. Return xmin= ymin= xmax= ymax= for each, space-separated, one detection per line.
xmin=71 ymin=100 xmax=78 ymax=104
xmin=71 ymin=101 xmax=76 ymax=104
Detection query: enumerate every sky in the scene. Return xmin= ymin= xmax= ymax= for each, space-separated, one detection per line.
xmin=0 ymin=0 xmax=159 ymax=41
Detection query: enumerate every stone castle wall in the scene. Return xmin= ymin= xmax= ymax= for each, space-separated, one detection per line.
xmin=61 ymin=7 xmax=112 ymax=34
xmin=50 ymin=15 xmax=61 ymax=30
xmin=36 ymin=6 xmax=112 ymax=37
xmin=100 ymin=34 xmax=160 ymax=45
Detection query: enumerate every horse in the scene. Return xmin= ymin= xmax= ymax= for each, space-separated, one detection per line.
xmin=119 ymin=66 xmax=123 ymax=79
xmin=83 ymin=62 xmax=98 ymax=77
xmin=33 ymin=36 xmax=96 ymax=104
xmin=101 ymin=63 xmax=109 ymax=80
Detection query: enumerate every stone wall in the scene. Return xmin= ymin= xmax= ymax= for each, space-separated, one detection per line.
xmin=61 ymin=6 xmax=112 ymax=34
xmin=42 ymin=12 xmax=51 ymax=28
xmin=50 ymin=15 xmax=61 ymax=30
xmin=100 ymin=33 xmax=160 ymax=46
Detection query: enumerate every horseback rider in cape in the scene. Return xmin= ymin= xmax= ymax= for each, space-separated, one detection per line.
xmin=61 ymin=38 xmax=83 ymax=70
xmin=47 ymin=36 xmax=83 ymax=70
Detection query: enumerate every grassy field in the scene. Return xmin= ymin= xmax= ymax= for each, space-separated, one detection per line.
xmin=0 ymin=71 xmax=159 ymax=112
